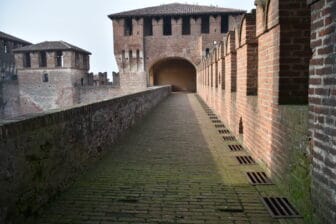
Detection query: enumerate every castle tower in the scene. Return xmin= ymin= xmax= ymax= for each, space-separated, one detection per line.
xmin=108 ymin=3 xmax=244 ymax=92
xmin=13 ymin=41 xmax=91 ymax=113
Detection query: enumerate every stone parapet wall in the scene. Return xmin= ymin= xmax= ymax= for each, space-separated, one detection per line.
xmin=0 ymin=86 xmax=171 ymax=223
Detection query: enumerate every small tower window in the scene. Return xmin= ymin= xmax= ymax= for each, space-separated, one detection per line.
xmin=124 ymin=18 xmax=133 ymax=36
xmin=144 ymin=17 xmax=153 ymax=36
xmin=56 ymin=51 xmax=63 ymax=67
xmin=182 ymin=16 xmax=190 ymax=35
xmin=42 ymin=73 xmax=48 ymax=82
xmin=221 ymin=15 xmax=229 ymax=33
xmin=4 ymin=41 xmax=8 ymax=53
xmin=201 ymin=15 xmax=210 ymax=34
xmin=239 ymin=117 xmax=244 ymax=135
xmin=83 ymin=55 xmax=88 ymax=68
xmin=39 ymin=51 xmax=47 ymax=67
xmin=75 ymin=52 xmax=80 ymax=67
xmin=129 ymin=50 xmax=132 ymax=60
xmin=136 ymin=49 xmax=140 ymax=62
xmin=163 ymin=16 xmax=172 ymax=35
xmin=121 ymin=50 xmax=126 ymax=61
xmin=206 ymin=48 xmax=210 ymax=56
xmin=24 ymin=52 xmax=31 ymax=68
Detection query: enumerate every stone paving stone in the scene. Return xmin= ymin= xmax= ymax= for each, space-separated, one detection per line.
xmin=28 ymin=93 xmax=304 ymax=224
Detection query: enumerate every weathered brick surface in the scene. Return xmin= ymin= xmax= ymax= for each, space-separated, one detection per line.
xmin=0 ymin=34 xmax=30 ymax=118
xmin=78 ymin=85 xmax=125 ymax=104
xmin=308 ymin=0 xmax=336 ymax=223
xmin=0 ymin=86 xmax=171 ymax=223
xmin=111 ymin=12 xmax=244 ymax=91
xmin=0 ymin=80 xmax=20 ymax=118
xmin=14 ymin=50 xmax=90 ymax=114
xmin=197 ymin=0 xmax=313 ymax=222
xmin=1 ymin=49 xmax=125 ymax=118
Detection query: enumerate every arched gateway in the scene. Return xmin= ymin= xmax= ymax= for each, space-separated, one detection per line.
xmin=149 ymin=57 xmax=196 ymax=92
xmin=108 ymin=3 xmax=244 ymax=92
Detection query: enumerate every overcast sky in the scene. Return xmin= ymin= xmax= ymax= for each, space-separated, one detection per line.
xmin=0 ymin=0 xmax=255 ymax=76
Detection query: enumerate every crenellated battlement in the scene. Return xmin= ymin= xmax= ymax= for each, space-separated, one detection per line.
xmin=109 ymin=3 xmax=245 ymax=91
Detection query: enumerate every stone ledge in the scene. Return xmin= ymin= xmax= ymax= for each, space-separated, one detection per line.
xmin=0 ymin=86 xmax=171 ymax=140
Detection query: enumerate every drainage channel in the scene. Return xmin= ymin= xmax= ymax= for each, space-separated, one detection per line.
xmin=196 ymin=94 xmax=302 ymax=220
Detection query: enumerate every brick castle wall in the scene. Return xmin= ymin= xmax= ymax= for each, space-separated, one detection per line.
xmin=78 ymin=85 xmax=124 ymax=104
xmin=197 ymin=0 xmax=313 ymax=221
xmin=112 ymin=14 xmax=244 ymax=91
xmin=0 ymin=51 xmax=124 ymax=119
xmin=308 ymin=0 xmax=336 ymax=223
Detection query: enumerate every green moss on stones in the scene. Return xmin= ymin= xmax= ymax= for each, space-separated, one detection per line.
xmin=276 ymin=106 xmax=319 ymax=224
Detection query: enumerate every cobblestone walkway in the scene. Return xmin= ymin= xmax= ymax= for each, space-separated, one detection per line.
xmin=32 ymin=93 xmax=304 ymax=224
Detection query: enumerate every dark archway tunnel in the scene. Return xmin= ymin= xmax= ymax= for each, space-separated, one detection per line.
xmin=149 ymin=58 xmax=196 ymax=92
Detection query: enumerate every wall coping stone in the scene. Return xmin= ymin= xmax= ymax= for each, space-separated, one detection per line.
xmin=0 ymin=86 xmax=171 ymax=140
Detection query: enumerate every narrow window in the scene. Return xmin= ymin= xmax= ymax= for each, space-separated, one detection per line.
xmin=42 ymin=73 xmax=48 ymax=82
xmin=4 ymin=41 xmax=8 ymax=53
xmin=81 ymin=78 xmax=84 ymax=86
xmin=182 ymin=16 xmax=190 ymax=35
xmin=136 ymin=50 xmax=140 ymax=63
xmin=129 ymin=50 xmax=132 ymax=60
xmin=206 ymin=48 xmax=210 ymax=56
xmin=163 ymin=16 xmax=172 ymax=35
xmin=39 ymin=51 xmax=47 ymax=67
xmin=124 ymin=18 xmax=133 ymax=36
xmin=136 ymin=49 xmax=140 ymax=70
xmin=24 ymin=52 xmax=31 ymax=68
xmin=239 ymin=117 xmax=244 ymax=134
xmin=221 ymin=15 xmax=229 ymax=33
xmin=56 ymin=51 xmax=63 ymax=67
xmin=121 ymin=50 xmax=126 ymax=68
xmin=201 ymin=16 xmax=210 ymax=34
xmin=144 ymin=17 xmax=153 ymax=36
xmin=75 ymin=52 xmax=80 ymax=67
xmin=83 ymin=55 xmax=88 ymax=68
xmin=122 ymin=50 xmax=126 ymax=60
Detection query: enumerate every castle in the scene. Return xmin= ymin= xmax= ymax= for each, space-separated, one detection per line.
xmin=108 ymin=3 xmax=244 ymax=92
xmin=0 ymin=36 xmax=121 ymax=118
xmin=0 ymin=1 xmax=335 ymax=223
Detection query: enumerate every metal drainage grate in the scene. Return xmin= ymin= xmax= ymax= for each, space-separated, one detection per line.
xmin=262 ymin=197 xmax=301 ymax=218
xmin=212 ymin=120 xmax=221 ymax=123
xmin=215 ymin=124 xmax=226 ymax=128
xmin=246 ymin=172 xmax=272 ymax=185
xmin=218 ymin=129 xmax=230 ymax=134
xmin=228 ymin=144 xmax=243 ymax=151
xmin=236 ymin=156 xmax=255 ymax=165
xmin=223 ymin=136 xmax=235 ymax=141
